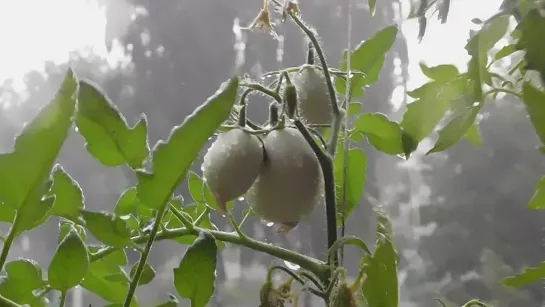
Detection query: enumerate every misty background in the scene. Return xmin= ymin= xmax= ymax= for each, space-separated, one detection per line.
xmin=0 ymin=0 xmax=543 ymax=306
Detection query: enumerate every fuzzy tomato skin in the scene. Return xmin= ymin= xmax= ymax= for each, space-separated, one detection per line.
xmin=246 ymin=127 xmax=324 ymax=225
xmin=202 ymin=128 xmax=264 ymax=213
xmin=292 ymin=65 xmax=332 ymax=124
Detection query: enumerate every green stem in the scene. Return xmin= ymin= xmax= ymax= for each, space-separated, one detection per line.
xmin=123 ymin=204 xmax=169 ymax=307
xmin=59 ymin=291 xmax=67 ymax=307
xmin=484 ymin=88 xmax=522 ymax=99
xmin=0 ymin=294 xmax=21 ymax=307
xmin=293 ymin=120 xmax=338 ymax=266
xmin=169 ymin=205 xmax=194 ymax=230
xmin=239 ymin=209 xmax=252 ymax=228
xmin=0 ymin=212 xmax=21 ymax=272
xmin=91 ymin=225 xmax=329 ymax=282
xmin=275 ymin=0 xmax=341 ymax=266
xmin=281 ymin=5 xmax=339 ymax=118
xmin=193 ymin=207 xmax=210 ymax=226
xmin=240 ymin=82 xmax=283 ymax=104
xmin=228 ymin=213 xmax=248 ymax=241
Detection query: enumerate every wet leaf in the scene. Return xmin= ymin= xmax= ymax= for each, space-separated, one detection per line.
xmin=48 ymin=228 xmax=89 ymax=291
xmin=76 ymin=80 xmax=149 ymax=169
xmin=356 ymin=113 xmax=403 ymax=155
xmin=82 ymin=211 xmax=132 ymax=248
xmin=49 ymin=165 xmax=84 ymax=221
xmin=136 ymin=77 xmax=238 ymax=210
xmin=129 ymin=262 xmax=156 ymax=286
xmin=173 ymin=232 xmax=217 ymax=307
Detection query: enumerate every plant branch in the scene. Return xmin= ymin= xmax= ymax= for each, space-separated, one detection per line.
xmin=293 ymin=119 xmax=338 ymax=266
xmin=91 ymin=225 xmax=330 ymax=282
xmin=59 ymin=291 xmax=67 ymax=307
xmin=123 ymin=203 xmax=169 ymax=307
xmin=0 ymin=293 xmax=22 ymax=307
xmin=169 ymin=205 xmax=194 ymax=230
xmin=0 ymin=212 xmax=22 ymax=272
xmin=240 ymin=82 xmax=283 ymax=104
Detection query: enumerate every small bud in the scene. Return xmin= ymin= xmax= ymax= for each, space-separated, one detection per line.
xmin=269 ymin=102 xmax=280 ymax=126
xmin=283 ymin=83 xmax=298 ymax=119
xmin=281 ymin=0 xmax=301 ymax=22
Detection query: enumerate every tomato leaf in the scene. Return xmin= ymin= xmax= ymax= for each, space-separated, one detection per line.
xmin=503 ymin=262 xmax=545 ymax=288
xmin=173 ymin=232 xmax=218 ymax=307
xmin=48 ymin=228 xmax=89 ymax=291
xmin=49 ymin=165 xmax=84 ymax=221
xmin=356 ymin=113 xmax=404 ymax=155
xmin=136 ymin=77 xmax=238 ymax=210
xmin=76 ymin=80 xmax=150 ymax=169
xmin=82 ymin=211 xmax=132 ymax=248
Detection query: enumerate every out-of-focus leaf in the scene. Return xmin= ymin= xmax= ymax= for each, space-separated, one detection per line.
xmin=503 ymin=262 xmax=545 ymax=287
xmin=521 ymin=83 xmax=545 ymax=145
xmin=419 ymin=63 xmax=459 ymax=82
xmin=516 ymin=9 xmax=545 ymax=83
xmin=494 ymin=44 xmax=518 ymax=61
xmin=464 ymin=121 xmax=483 ymax=147
xmin=136 ymin=77 xmax=238 ymax=210
xmin=528 ymin=176 xmax=545 ymax=210
xmin=465 ymin=15 xmax=509 ymax=93
xmin=361 ymin=211 xmax=399 ymax=307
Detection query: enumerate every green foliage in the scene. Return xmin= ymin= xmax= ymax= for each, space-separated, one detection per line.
xmin=48 ymin=165 xmax=85 ymax=221
xmin=502 ymin=262 xmax=545 ymax=288
xmin=173 ymin=232 xmax=217 ymax=307
xmin=81 ymin=211 xmax=132 ymax=248
xmin=336 ymin=25 xmax=398 ymax=97
xmin=48 ymin=228 xmax=89 ymax=291
xmin=76 ymin=80 xmax=150 ymax=169
xmin=0 ymin=1 xmax=544 ymax=306
xmin=516 ymin=9 xmax=545 ymax=82
xmin=135 ymin=77 xmax=238 ymax=210
xmin=355 ymin=113 xmax=404 ymax=155
xmin=129 ymin=261 xmax=156 ymax=286
xmin=361 ymin=211 xmax=399 ymax=307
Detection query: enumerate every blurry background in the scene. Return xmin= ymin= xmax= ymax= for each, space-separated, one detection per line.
xmin=0 ymin=0 xmax=543 ymax=306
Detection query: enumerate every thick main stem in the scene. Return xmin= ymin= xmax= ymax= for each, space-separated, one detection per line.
xmin=293 ymin=120 xmax=338 ymax=266
xmin=0 ymin=294 xmax=21 ymax=307
xmin=279 ymin=2 xmax=342 ymax=265
xmin=0 ymin=212 xmax=21 ymax=272
xmin=91 ymin=225 xmax=329 ymax=282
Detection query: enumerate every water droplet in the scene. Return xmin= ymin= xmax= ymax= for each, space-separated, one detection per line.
xmin=284 ymin=260 xmax=301 ymax=271
xmin=238 ymin=196 xmax=245 ymax=201
xmin=74 ymin=127 xmax=79 ymax=132
xmin=266 ymin=222 xmax=274 ymax=227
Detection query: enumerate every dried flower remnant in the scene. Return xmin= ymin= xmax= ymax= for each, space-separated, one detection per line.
xmin=243 ymin=0 xmax=280 ymax=40
xmin=281 ymin=0 xmax=301 ymax=22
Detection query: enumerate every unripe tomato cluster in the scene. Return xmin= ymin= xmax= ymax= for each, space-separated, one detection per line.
xmin=201 ymin=64 xmax=331 ymax=232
